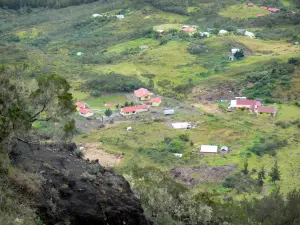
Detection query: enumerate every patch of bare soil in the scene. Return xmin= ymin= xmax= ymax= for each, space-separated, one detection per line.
xmin=192 ymin=86 xmax=237 ymax=103
xmin=79 ymin=143 xmax=123 ymax=167
xmin=170 ymin=164 xmax=236 ymax=186
xmin=193 ymin=103 xmax=221 ymax=114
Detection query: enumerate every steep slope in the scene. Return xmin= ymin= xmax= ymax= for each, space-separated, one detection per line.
xmin=10 ymin=141 xmax=151 ymax=225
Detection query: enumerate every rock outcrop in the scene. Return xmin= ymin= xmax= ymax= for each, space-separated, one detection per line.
xmin=11 ymin=141 xmax=151 ymax=225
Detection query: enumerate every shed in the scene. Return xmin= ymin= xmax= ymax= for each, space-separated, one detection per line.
xmin=116 ymin=15 xmax=125 ymax=19
xmin=92 ymin=14 xmax=102 ymax=18
xmin=245 ymin=31 xmax=255 ymax=38
xmin=156 ymin=29 xmax=164 ymax=33
xmin=172 ymin=122 xmax=190 ymax=129
xmin=200 ymin=145 xmax=218 ymax=154
xmin=220 ymin=146 xmax=229 ymax=153
xmin=218 ymin=30 xmax=228 ymax=35
xmin=140 ymin=45 xmax=149 ymax=50
xmin=200 ymin=32 xmax=210 ymax=38
xmin=248 ymin=2 xmax=254 ymax=7
xmin=231 ymin=48 xmax=240 ymax=54
xmin=76 ymin=52 xmax=83 ymax=56
xmin=173 ymin=153 xmax=183 ymax=158
xmin=164 ymin=109 xmax=175 ymax=115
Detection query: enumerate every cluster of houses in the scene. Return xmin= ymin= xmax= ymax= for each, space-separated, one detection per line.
xmin=247 ymin=2 xmax=280 ymax=17
xmin=120 ymin=88 xmax=164 ymax=116
xmin=228 ymin=97 xmax=277 ymax=117
xmin=75 ymin=102 xmax=95 ymax=118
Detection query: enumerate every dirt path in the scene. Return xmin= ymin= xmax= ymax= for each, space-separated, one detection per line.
xmin=78 ymin=143 xmax=123 ymax=167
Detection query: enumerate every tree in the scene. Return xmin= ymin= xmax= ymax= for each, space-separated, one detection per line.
xmin=243 ymin=157 xmax=249 ymax=175
xmin=269 ymin=160 xmax=281 ymax=183
xmin=104 ymin=108 xmax=112 ymax=117
xmin=148 ymin=79 xmax=154 ymax=89
xmin=130 ymin=101 xmax=135 ymax=106
xmin=0 ymin=67 xmax=75 ymax=144
xmin=124 ymin=101 xmax=129 ymax=107
xmin=115 ymin=103 xmax=120 ymax=109
xmin=234 ymin=49 xmax=244 ymax=60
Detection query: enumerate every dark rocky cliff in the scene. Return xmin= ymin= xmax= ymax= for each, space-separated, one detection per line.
xmin=11 ymin=141 xmax=151 ymax=225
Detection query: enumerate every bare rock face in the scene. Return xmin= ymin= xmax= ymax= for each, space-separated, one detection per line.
xmin=11 ymin=142 xmax=151 ymax=225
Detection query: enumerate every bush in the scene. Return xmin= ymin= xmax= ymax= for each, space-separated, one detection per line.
xmin=87 ymin=164 xmax=102 ymax=175
xmin=80 ymin=172 xmax=96 ymax=182
xmin=90 ymin=90 xmax=101 ymax=97
xmin=222 ymin=172 xmax=259 ymax=193
xmin=74 ymin=149 xmax=84 ymax=158
xmin=248 ymin=137 xmax=288 ymax=156
xmin=188 ymin=44 xmax=207 ymax=55
xmin=178 ymin=133 xmax=189 ymax=142
xmin=167 ymin=139 xmax=185 ymax=153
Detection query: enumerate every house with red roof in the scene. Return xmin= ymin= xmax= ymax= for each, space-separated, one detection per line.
xmin=267 ymin=8 xmax=280 ymax=13
xmin=134 ymin=88 xmax=153 ymax=101
xmin=182 ymin=26 xmax=196 ymax=33
xmin=75 ymin=101 xmax=87 ymax=110
xmin=229 ymin=98 xmax=261 ymax=110
xmin=256 ymin=106 xmax=277 ymax=117
xmin=120 ymin=105 xmax=150 ymax=116
xmin=149 ymin=97 xmax=162 ymax=106
xmin=248 ymin=2 xmax=254 ymax=7
xmin=79 ymin=108 xmax=94 ymax=118
xmin=257 ymin=14 xmax=265 ymax=17
xmin=260 ymin=6 xmax=268 ymax=10
xmin=236 ymin=99 xmax=261 ymax=109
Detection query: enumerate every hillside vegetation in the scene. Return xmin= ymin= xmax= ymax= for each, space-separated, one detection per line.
xmin=1 ymin=0 xmax=300 ymax=224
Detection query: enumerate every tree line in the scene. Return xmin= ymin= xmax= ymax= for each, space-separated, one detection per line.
xmin=0 ymin=0 xmax=108 ymax=9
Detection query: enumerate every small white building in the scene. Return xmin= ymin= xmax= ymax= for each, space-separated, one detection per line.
xmin=218 ymin=29 xmax=228 ymax=35
xmin=92 ymin=14 xmax=102 ymax=18
xmin=76 ymin=52 xmax=84 ymax=56
xmin=200 ymin=32 xmax=210 ymax=37
xmin=245 ymin=31 xmax=255 ymax=38
xmin=172 ymin=122 xmax=190 ymax=129
xmin=156 ymin=29 xmax=165 ymax=33
xmin=231 ymin=48 xmax=240 ymax=54
xmin=220 ymin=146 xmax=229 ymax=153
xmin=116 ymin=15 xmax=125 ymax=19
xmin=164 ymin=109 xmax=175 ymax=115
xmin=173 ymin=153 xmax=183 ymax=158
xmin=200 ymin=145 xmax=218 ymax=154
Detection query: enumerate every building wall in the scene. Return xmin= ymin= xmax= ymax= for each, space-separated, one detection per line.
xmin=136 ymin=108 xmax=149 ymax=113
xmin=140 ymin=95 xmax=151 ymax=101
xmin=151 ymin=102 xmax=161 ymax=107
xmin=120 ymin=111 xmax=136 ymax=116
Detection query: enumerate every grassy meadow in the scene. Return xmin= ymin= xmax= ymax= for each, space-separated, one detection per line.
xmin=1 ymin=0 xmax=300 ymax=202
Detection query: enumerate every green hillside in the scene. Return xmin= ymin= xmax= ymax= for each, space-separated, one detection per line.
xmin=1 ymin=0 xmax=300 ymax=224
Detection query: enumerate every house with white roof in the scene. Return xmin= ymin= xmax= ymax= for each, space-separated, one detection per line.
xmin=245 ymin=31 xmax=255 ymax=38
xmin=200 ymin=145 xmax=218 ymax=154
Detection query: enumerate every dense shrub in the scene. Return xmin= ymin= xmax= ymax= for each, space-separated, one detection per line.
xmin=243 ymin=60 xmax=295 ymax=99
xmin=222 ymin=172 xmax=259 ymax=193
xmin=188 ymin=44 xmax=207 ymax=55
xmin=167 ymin=139 xmax=185 ymax=153
xmin=248 ymin=137 xmax=288 ymax=156
xmin=84 ymin=73 xmax=146 ymax=93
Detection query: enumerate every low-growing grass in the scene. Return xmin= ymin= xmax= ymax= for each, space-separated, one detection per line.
xmin=83 ymin=94 xmax=127 ymax=110
xmin=219 ymin=3 xmax=270 ymax=19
